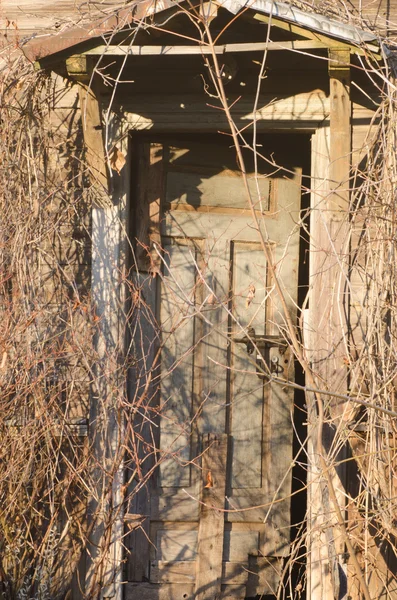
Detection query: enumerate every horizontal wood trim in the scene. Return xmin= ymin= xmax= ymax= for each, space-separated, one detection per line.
xmin=150 ymin=489 xmax=200 ymax=521
xmin=125 ymin=583 xmax=195 ymax=600
xmin=119 ymin=91 xmax=329 ymax=131
xmin=150 ymin=561 xmax=195 ymax=584
xmin=148 ymin=561 xmax=252 ymax=585
xmin=84 ymin=40 xmax=330 ymax=56
xmin=164 ymin=202 xmax=268 ymax=216
xmin=144 ymin=558 xmax=283 ymax=590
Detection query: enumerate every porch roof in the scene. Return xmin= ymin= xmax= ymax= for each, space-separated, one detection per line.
xmin=224 ymin=0 xmax=378 ymax=45
xmin=23 ymin=0 xmax=382 ymax=65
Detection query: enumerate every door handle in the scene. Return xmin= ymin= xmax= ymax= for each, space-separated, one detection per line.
xmin=232 ymin=327 xmax=288 ymax=379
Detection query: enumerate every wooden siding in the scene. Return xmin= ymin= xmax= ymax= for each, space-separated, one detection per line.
xmin=37 ymin=74 xmax=92 ymax=598
xmin=0 ymin=0 xmax=124 ymax=39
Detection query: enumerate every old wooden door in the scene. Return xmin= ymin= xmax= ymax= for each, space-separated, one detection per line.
xmin=128 ymin=134 xmax=301 ymax=600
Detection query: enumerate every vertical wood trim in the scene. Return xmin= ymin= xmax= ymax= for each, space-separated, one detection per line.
xmin=110 ymin=125 xmax=130 ymax=600
xmin=327 ymin=49 xmax=351 ymax=396
xmin=134 ymin=142 xmax=163 ymax=274
xmin=308 ymin=127 xmax=335 ymax=600
xmin=327 ymin=54 xmax=351 ymax=588
xmin=195 ymin=433 xmax=227 ymax=600
xmin=78 ymin=81 xmax=109 ymax=191
xmin=328 ymin=48 xmax=351 ymax=216
xmin=308 ymin=48 xmax=352 ymax=599
xmin=85 ymin=112 xmax=129 ymax=600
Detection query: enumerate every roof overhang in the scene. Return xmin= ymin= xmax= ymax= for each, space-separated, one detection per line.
xmin=224 ymin=0 xmax=378 ymax=46
xmin=23 ymin=0 xmax=385 ymax=66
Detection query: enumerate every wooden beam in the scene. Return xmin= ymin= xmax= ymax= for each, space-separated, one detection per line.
xmin=195 ymin=433 xmax=227 ymax=600
xmin=66 ymin=54 xmax=90 ymax=81
xmin=328 ymin=48 xmax=351 ymax=216
xmin=83 ymin=40 xmax=330 ymax=56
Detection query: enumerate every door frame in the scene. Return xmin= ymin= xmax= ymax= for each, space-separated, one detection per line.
xmin=94 ymin=97 xmax=348 ymax=599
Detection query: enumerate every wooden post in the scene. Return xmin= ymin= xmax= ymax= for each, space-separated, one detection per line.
xmin=195 ymin=433 xmax=227 ymax=600
xmin=308 ymin=127 xmax=336 ymax=600
xmin=326 ymin=47 xmax=351 ymax=394
xmin=308 ymin=48 xmax=352 ymax=600
xmin=68 ymin=55 xmax=129 ymax=600
xmin=65 ymin=55 xmax=109 ymax=194
xmin=87 ymin=119 xmax=129 ymax=600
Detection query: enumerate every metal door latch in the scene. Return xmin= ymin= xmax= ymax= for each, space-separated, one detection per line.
xmin=232 ymin=327 xmax=288 ymax=379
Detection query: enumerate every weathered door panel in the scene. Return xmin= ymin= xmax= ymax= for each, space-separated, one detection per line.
xmin=128 ymin=135 xmax=301 ymax=599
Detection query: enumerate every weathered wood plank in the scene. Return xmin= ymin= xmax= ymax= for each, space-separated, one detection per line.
xmin=120 ymin=91 xmax=330 ymax=132
xmin=155 ymin=529 xmax=198 ymax=562
xmin=0 ymin=0 xmax=129 ymax=46
xmin=165 ymin=137 xmax=271 ymax=211
xmin=84 ymin=40 xmax=330 ymax=56
xmin=134 ymin=142 xmax=163 ymax=273
xmin=307 ymin=126 xmax=335 ymax=600
xmin=149 ymin=556 xmax=282 ymax=590
xmin=263 ymin=379 xmax=293 ymax=557
xmin=150 ymin=489 xmax=200 ymax=521
xmin=326 ymin=47 xmax=351 ymax=496
xmin=85 ymin=122 xmax=129 ymax=600
xmin=195 ymin=433 xmax=228 ymax=600
xmin=231 ymin=242 xmax=267 ymax=488
xmin=224 ymin=489 xmax=280 ymax=522
xmin=199 ymin=238 xmax=230 ymax=435
xmin=308 ymin=47 xmax=352 ymax=597
xmin=33 ymin=261 xmax=91 ymax=305
xmin=220 ymin=584 xmax=247 ymax=599
xmin=223 ymin=530 xmax=260 ymax=562
xmin=51 ymin=74 xmax=80 ymax=109
xmin=159 ymin=242 xmax=196 ymax=487
xmin=78 ymin=81 xmax=109 ymax=191
xmin=351 ymin=110 xmax=378 ymax=169
xmin=150 ymin=561 xmax=196 ymax=584
xmin=127 ymin=273 xmax=159 ymax=582
xmin=166 ymin=170 xmax=270 ymax=210
xmin=125 ymin=583 xmax=195 ymax=600
xmin=329 ymin=49 xmax=351 ymax=215
xmin=163 ymin=210 xmax=284 ymax=245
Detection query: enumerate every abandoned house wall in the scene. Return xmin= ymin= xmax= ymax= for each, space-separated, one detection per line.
xmin=1 ymin=0 xmax=397 ymax=598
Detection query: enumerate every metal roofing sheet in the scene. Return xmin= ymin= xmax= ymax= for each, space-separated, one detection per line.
xmin=222 ymin=0 xmax=378 ymax=44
